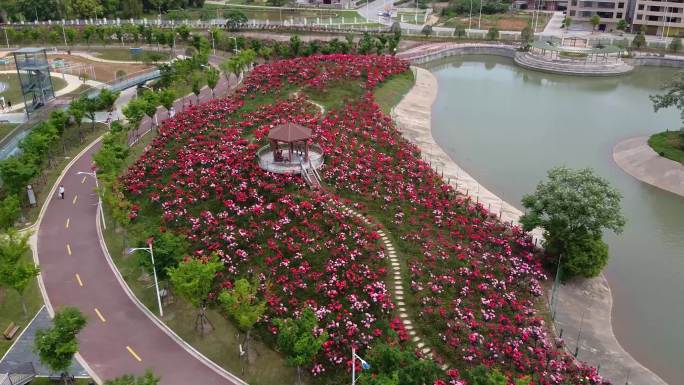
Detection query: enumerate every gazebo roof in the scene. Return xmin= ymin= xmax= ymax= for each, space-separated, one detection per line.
xmin=268 ymin=123 xmax=311 ymax=143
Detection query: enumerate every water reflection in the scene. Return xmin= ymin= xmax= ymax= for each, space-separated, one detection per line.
xmin=428 ymin=55 xmax=683 ymax=385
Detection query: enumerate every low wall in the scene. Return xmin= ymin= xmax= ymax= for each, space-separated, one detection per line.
xmin=401 ymin=43 xmax=684 ymax=73
xmin=406 ymin=45 xmax=517 ymax=65
xmin=628 ymin=56 xmax=684 ymax=68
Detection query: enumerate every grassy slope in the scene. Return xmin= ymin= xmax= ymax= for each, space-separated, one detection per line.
xmin=0 ymin=123 xmax=18 ymax=140
xmin=373 ymin=70 xmax=415 ymax=114
xmin=0 ymin=252 xmax=43 ymax=358
xmin=649 ymin=131 xmax=684 ymax=165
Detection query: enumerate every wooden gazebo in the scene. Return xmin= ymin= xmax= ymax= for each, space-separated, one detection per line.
xmin=268 ymin=123 xmax=312 ymax=163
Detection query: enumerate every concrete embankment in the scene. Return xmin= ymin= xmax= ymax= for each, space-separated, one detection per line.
xmin=613 ymin=136 xmax=684 ymax=198
xmin=392 ymin=65 xmax=669 ymax=385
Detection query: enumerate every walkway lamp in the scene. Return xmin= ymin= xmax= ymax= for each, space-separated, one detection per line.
xmin=127 ymin=241 xmax=164 ymax=318
xmin=228 ymin=36 xmax=239 ymax=54
xmin=76 ymin=170 xmax=105 ymax=230
xmin=351 ymin=347 xmax=370 ymax=385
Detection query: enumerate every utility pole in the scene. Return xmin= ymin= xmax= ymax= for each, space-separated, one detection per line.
xmin=478 ymin=0 xmax=483 ymax=29
xmin=469 ymin=0 xmax=473 ymax=30
xmin=62 ymin=21 xmax=68 ymax=48
xmin=4 ymin=28 xmax=9 ymax=49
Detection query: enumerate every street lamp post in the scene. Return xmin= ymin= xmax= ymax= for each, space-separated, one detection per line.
xmin=128 ymin=242 xmax=164 ymax=318
xmin=77 ymin=170 xmax=105 ymax=230
xmin=350 ymin=347 xmax=370 ymax=385
xmin=229 ymin=36 xmax=239 ymax=54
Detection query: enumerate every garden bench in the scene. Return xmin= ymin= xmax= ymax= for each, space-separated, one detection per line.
xmin=3 ymin=322 xmax=19 ymax=340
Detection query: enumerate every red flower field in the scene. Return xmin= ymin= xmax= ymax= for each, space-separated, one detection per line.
xmin=121 ymin=54 xmax=606 ymax=384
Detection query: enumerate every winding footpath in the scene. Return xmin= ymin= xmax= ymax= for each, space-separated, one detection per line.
xmin=30 ymin=63 xmax=246 ymax=384
xmin=392 ymin=66 xmax=667 ymax=385
xmin=613 ymin=136 xmax=684 ymax=198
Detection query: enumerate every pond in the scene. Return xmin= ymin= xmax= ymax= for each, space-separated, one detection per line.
xmin=426 ymin=55 xmax=683 ymax=385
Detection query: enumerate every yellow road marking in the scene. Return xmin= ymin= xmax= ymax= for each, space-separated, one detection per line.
xmin=66 ymin=243 xmax=72 ymax=256
xmin=75 ymin=273 xmax=83 ymax=287
xmin=126 ymin=346 xmax=142 ymax=362
xmin=72 ymin=195 xmax=78 ymax=205
xmin=81 ymin=176 xmax=87 ymax=184
xmin=65 ymin=218 xmax=70 ymax=229
xmin=94 ymin=308 xmax=106 ymax=323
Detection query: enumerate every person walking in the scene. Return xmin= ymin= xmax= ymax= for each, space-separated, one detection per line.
xmin=6 ymin=100 xmax=11 ymax=110
xmin=169 ymin=106 xmax=176 ymax=118
xmin=58 ymin=184 xmax=65 ymax=200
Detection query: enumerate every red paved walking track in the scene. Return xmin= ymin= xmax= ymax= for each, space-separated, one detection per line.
xmin=36 ymin=63 xmax=241 ymax=384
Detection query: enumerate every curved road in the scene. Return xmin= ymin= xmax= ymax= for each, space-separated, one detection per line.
xmin=35 ymin=59 xmax=243 ymax=384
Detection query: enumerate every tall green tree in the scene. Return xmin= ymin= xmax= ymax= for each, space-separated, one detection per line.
xmin=274 ymin=307 xmax=328 ymax=384
xmin=520 ymin=167 xmax=625 ymax=278
xmin=616 ymin=19 xmax=627 ymax=31
xmin=141 ymin=91 xmax=160 ymax=127
xmin=123 ymin=97 xmax=147 ymax=129
xmin=0 ymin=229 xmax=38 ymax=317
xmin=34 ymin=307 xmax=87 ymax=383
xmin=167 ymin=254 xmax=223 ymax=333
xmin=590 ymin=15 xmax=601 ymax=31
xmin=158 ymin=88 xmax=176 ymax=115
xmin=0 ymin=195 xmax=21 ymax=230
xmin=224 ymin=10 xmax=248 ymax=31
xmin=68 ymin=98 xmax=85 ymax=138
xmin=191 ymin=71 xmax=202 ymax=104
xmin=205 ymin=67 xmax=220 ymax=98
xmin=0 ymin=156 xmax=38 ymax=195
xmin=651 ymin=71 xmax=684 ymax=138
xmin=632 ymin=30 xmax=646 ymax=49
xmin=521 ymin=25 xmax=534 ymax=48
xmin=218 ymin=279 xmax=266 ymax=349
xmin=562 ymin=16 xmax=572 ymax=29
xmin=289 ymin=35 xmax=301 ymax=57
xmin=135 ymin=231 xmax=189 ymax=281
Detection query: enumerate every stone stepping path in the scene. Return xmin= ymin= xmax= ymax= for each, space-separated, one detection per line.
xmin=327 ymin=198 xmax=449 ymax=370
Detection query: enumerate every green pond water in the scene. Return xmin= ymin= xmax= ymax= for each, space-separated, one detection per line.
xmin=426 ymin=55 xmax=683 ymax=385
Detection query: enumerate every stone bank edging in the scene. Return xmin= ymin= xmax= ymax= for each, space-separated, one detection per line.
xmin=613 ymin=135 xmax=684 ymax=198
xmin=391 ymin=65 xmax=668 ymax=385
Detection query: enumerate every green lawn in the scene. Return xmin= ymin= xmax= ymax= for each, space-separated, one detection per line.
xmin=0 ymin=73 xmax=68 ymax=107
xmin=304 ymin=80 xmax=365 ymax=111
xmin=90 ymin=48 xmax=170 ymax=63
xmin=0 ymin=123 xmax=18 ymax=141
xmin=649 ymin=130 xmax=684 ymax=165
xmin=0 ymin=252 xmax=44 ymax=358
xmin=373 ymin=69 xmax=415 ymax=114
